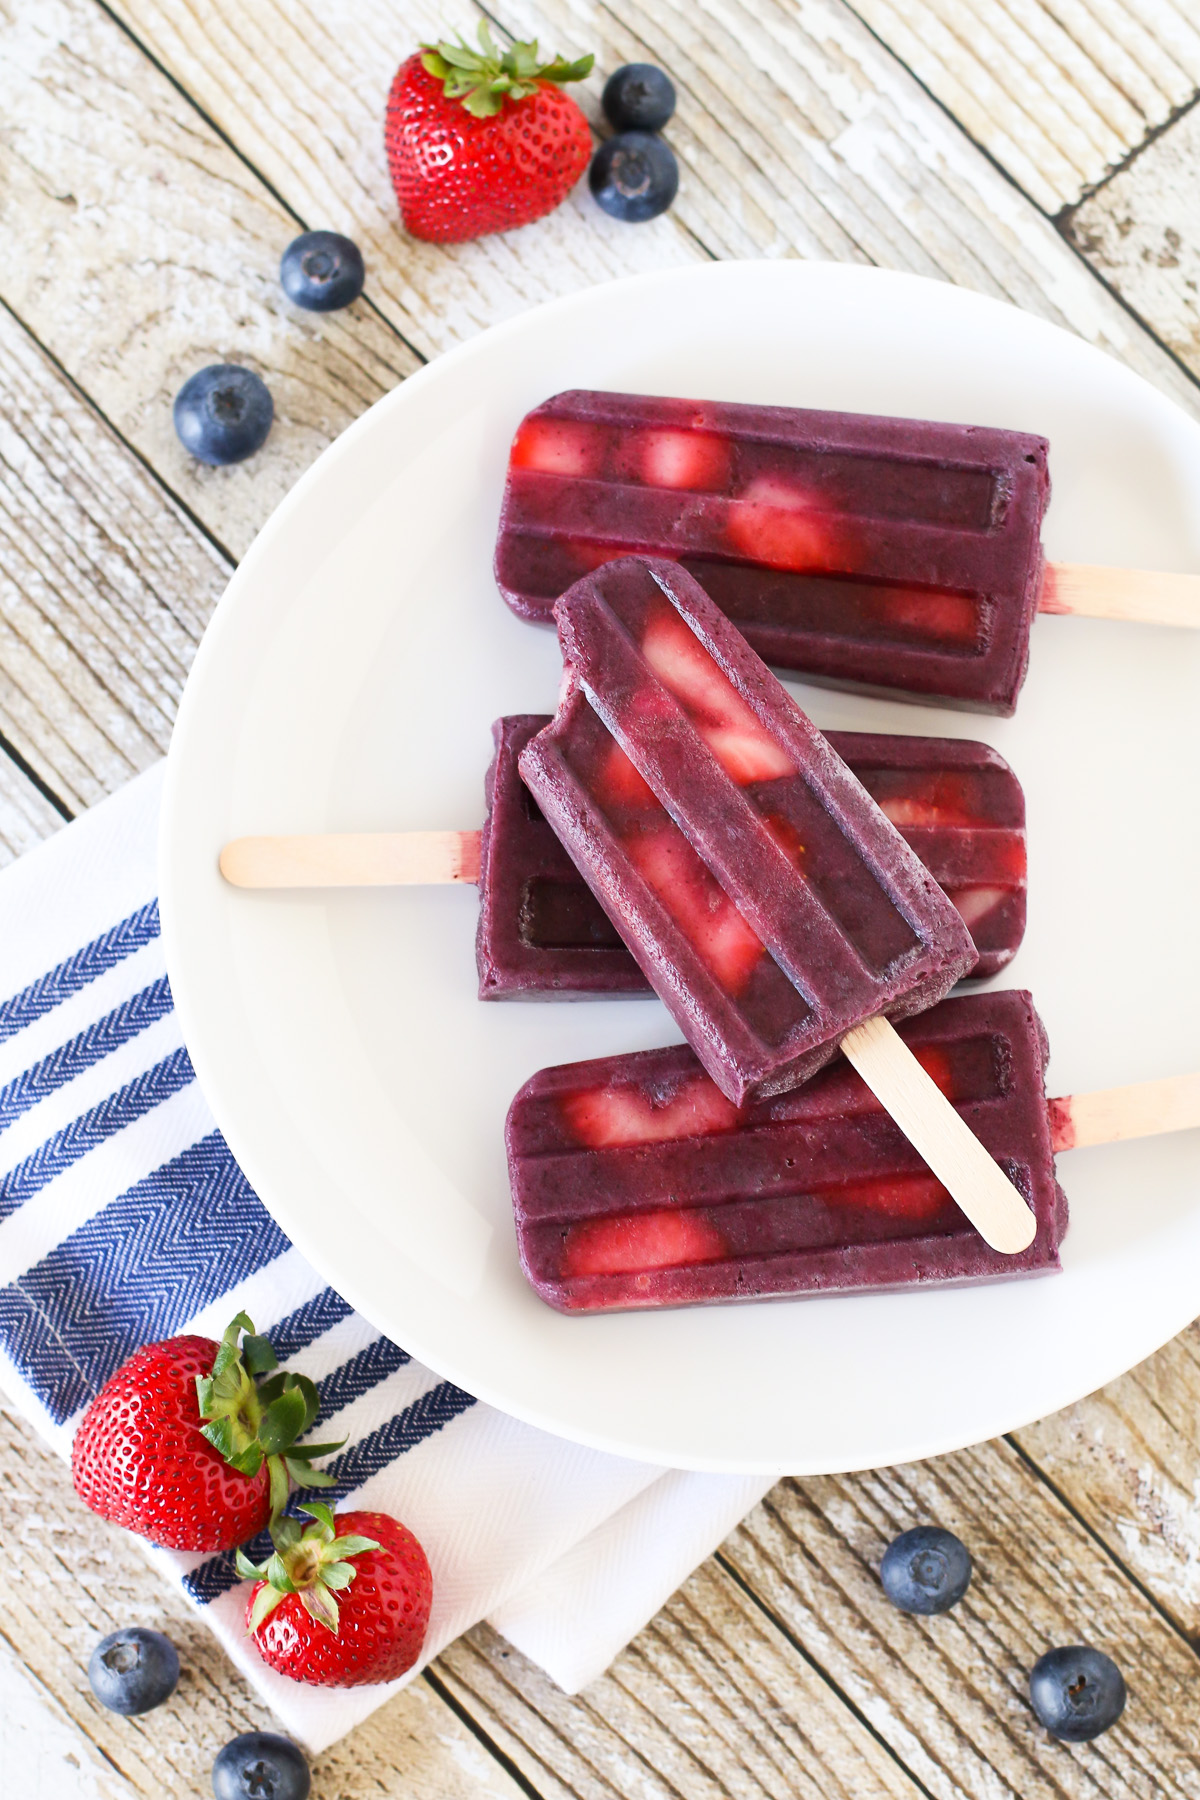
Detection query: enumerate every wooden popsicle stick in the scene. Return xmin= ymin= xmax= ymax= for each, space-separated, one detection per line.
xmin=840 ymin=1014 xmax=1037 ymax=1255
xmin=219 ymin=829 xmax=482 ymax=888
xmin=1039 ymin=562 xmax=1200 ymax=628
xmin=1048 ymin=1071 xmax=1200 ymax=1154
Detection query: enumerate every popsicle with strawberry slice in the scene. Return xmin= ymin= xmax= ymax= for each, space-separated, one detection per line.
xmin=506 ymin=987 xmax=1200 ymax=1313
xmin=220 ymin=717 xmax=1028 ymax=993
xmin=495 ymin=389 xmax=1200 ymax=716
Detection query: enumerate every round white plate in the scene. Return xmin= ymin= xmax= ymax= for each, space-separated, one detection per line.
xmin=161 ymin=261 xmax=1200 ymax=1474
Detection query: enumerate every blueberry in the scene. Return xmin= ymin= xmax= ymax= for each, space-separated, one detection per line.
xmin=1029 ymin=1645 xmax=1127 ymax=1742
xmin=212 ymin=1733 xmax=311 ymax=1800
xmin=880 ymin=1526 xmax=972 ymax=1614
xmin=87 ymin=1627 xmax=179 ymax=1715
xmin=174 ymin=365 xmax=274 ymax=466
xmin=280 ymin=230 xmax=365 ymax=312
xmin=602 ymin=63 xmax=676 ymax=133
xmin=590 ymin=132 xmax=679 ymax=223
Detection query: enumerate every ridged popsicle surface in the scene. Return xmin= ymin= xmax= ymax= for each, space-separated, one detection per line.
xmin=495 ymin=390 xmax=1050 ymax=715
xmin=506 ymin=989 xmax=1065 ymax=1313
xmin=518 ymin=557 xmax=977 ymax=1102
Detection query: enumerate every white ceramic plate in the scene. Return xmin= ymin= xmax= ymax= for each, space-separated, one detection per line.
xmin=161 ymin=261 xmax=1200 ymax=1474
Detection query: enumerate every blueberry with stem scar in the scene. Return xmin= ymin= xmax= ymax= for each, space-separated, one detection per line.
xmin=212 ymin=1732 xmax=311 ymax=1800
xmin=280 ymin=230 xmax=365 ymax=311
xmin=173 ymin=366 xmax=273 ymax=466
xmin=602 ymin=63 xmax=676 ymax=132
xmin=589 ymin=131 xmax=678 ymax=222
xmin=880 ymin=1527 xmax=972 ymax=1614
xmin=1029 ymin=1646 xmax=1127 ymax=1742
xmin=87 ymin=1627 xmax=179 ymax=1715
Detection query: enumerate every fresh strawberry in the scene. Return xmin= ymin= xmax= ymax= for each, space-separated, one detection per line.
xmin=71 ymin=1314 xmax=342 ymax=1553
xmin=385 ymin=23 xmax=593 ymax=244
xmin=240 ymin=1504 xmax=432 ymax=1687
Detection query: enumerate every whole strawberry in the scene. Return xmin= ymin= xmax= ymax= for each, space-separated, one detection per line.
xmin=71 ymin=1314 xmax=342 ymax=1553
xmin=386 ymin=22 xmax=593 ymax=243
xmin=240 ymin=1504 xmax=432 ymax=1686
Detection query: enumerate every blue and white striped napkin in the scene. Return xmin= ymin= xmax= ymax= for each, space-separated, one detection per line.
xmin=0 ymin=764 xmax=769 ymax=1752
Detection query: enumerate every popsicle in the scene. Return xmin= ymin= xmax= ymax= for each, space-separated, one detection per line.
xmin=495 ymin=389 xmax=1200 ymax=716
xmin=507 ymin=989 xmax=1063 ymax=1311
xmin=220 ymin=720 xmax=1028 ymax=990
xmin=478 ymin=716 xmax=1026 ymax=994
xmin=518 ymin=554 xmax=978 ymax=1105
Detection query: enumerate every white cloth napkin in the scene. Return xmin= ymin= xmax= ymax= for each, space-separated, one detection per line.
xmin=0 ymin=765 xmax=770 ymax=1753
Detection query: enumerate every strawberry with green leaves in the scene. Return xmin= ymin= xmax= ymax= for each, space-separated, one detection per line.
xmin=71 ymin=1313 xmax=343 ymax=1553
xmin=240 ymin=1503 xmax=433 ymax=1686
xmin=386 ymin=22 xmax=593 ymax=243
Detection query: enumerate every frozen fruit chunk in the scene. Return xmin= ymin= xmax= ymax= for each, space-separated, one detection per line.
xmin=563 ymin=1209 xmax=728 ymax=1277
xmin=560 ymin=1072 xmax=739 ymax=1148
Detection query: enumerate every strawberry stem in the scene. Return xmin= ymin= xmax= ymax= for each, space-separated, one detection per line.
xmin=239 ymin=1503 xmax=383 ymax=1636
xmin=420 ymin=20 xmax=593 ymax=118
xmin=195 ymin=1314 xmax=343 ymax=1524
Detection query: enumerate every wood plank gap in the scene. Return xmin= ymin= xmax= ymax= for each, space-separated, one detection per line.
xmin=840 ymin=0 xmax=1200 ymax=397
xmin=91 ymin=0 xmax=431 ymax=374
xmin=1055 ymin=82 xmax=1200 ymax=218
xmin=713 ymin=1545 xmax=941 ymax=1800
xmin=0 ymin=293 xmax=239 ymax=576
xmin=839 ymin=0 xmax=1064 ymax=212
xmin=0 ymin=727 xmax=73 ymax=822
xmin=424 ymin=1664 xmax=552 ymax=1800
xmin=1003 ymin=1431 xmax=1200 ymax=1655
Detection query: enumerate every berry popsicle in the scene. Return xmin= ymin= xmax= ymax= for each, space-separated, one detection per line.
xmin=495 ymin=390 xmax=1200 ymax=716
xmin=507 ymin=990 xmax=1063 ymax=1312
xmin=478 ymin=716 xmax=1025 ymax=995
xmin=508 ymin=990 xmax=1200 ymax=1314
xmin=219 ymin=718 xmax=1028 ymax=990
xmin=518 ymin=555 xmax=977 ymax=1104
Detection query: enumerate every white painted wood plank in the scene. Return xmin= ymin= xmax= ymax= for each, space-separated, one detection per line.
xmin=439 ymin=1574 xmax=925 ymax=1799
xmin=107 ymin=0 xmax=1200 ymax=423
xmin=0 ymin=302 xmax=230 ymax=809
xmin=1065 ymin=98 xmax=1200 ymax=380
xmin=0 ymin=748 xmax=64 ymax=865
xmin=725 ymin=1444 xmax=1200 ymax=1799
xmin=848 ymin=0 xmax=1200 ymax=210
xmin=0 ymin=0 xmax=421 ymax=565
xmin=1017 ymin=1321 xmax=1200 ymax=1640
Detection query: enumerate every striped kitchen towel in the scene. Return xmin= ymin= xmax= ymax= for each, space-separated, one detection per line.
xmin=0 ymin=763 xmax=769 ymax=1752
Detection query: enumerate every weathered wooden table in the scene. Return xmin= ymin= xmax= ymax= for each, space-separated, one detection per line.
xmin=3 ymin=2 xmax=1200 ymax=1794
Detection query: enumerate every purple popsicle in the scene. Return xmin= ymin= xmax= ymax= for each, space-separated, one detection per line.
xmin=506 ymin=988 xmax=1065 ymax=1313
xmin=477 ymin=717 xmax=1026 ymax=996
xmin=517 ymin=556 xmax=976 ymax=1103
xmin=495 ymin=389 xmax=1051 ymax=715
